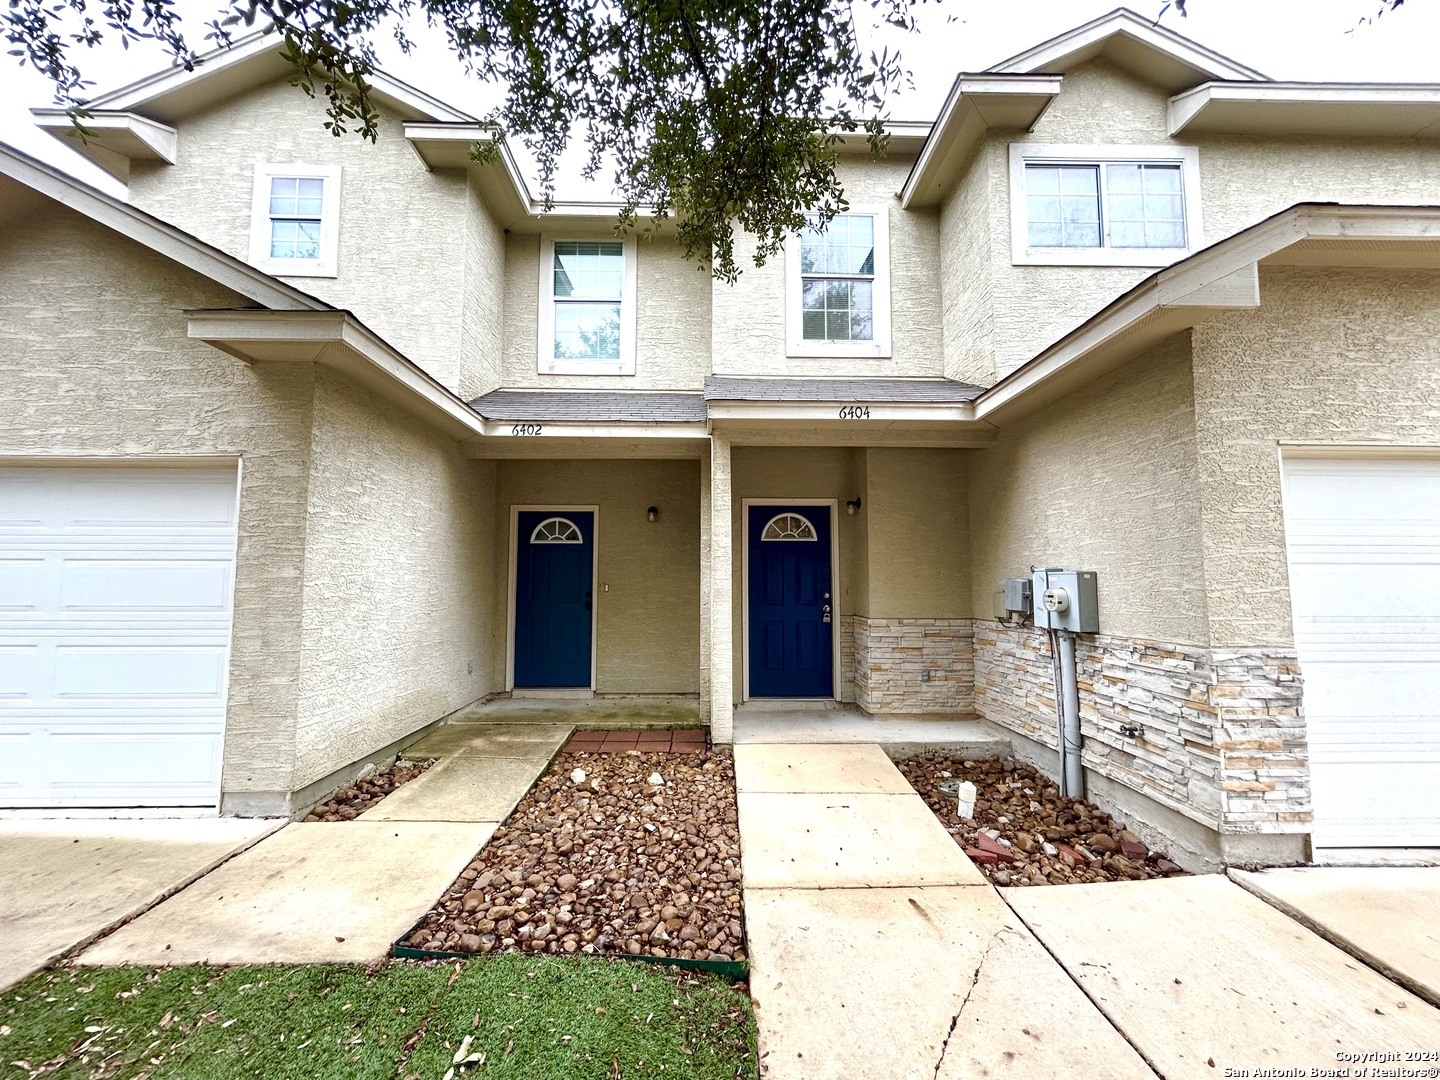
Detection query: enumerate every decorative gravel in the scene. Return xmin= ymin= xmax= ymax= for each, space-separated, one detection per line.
xmin=303 ymin=759 xmax=434 ymax=821
xmin=404 ymin=749 xmax=745 ymax=962
xmin=898 ymin=753 xmax=1187 ymax=886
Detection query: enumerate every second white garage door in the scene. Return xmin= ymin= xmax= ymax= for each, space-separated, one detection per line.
xmin=0 ymin=465 xmax=239 ymax=808
xmin=1282 ymin=456 xmax=1440 ymax=847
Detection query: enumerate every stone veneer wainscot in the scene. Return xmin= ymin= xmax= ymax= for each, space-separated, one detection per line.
xmin=853 ymin=617 xmax=974 ymax=714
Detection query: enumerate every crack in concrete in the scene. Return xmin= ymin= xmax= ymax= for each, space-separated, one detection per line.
xmin=933 ymin=928 xmax=1007 ymax=1080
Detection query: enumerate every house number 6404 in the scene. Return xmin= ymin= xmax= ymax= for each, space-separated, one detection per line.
xmin=511 ymin=423 xmax=543 ymax=436
xmin=837 ymin=405 xmax=871 ymax=420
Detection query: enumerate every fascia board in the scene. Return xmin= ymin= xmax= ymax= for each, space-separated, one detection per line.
xmin=1170 ymin=82 xmax=1440 ymax=137
xmin=186 ymin=309 xmax=484 ymax=441
xmin=706 ymin=401 xmax=976 ymax=423
xmin=0 ymin=143 xmax=326 ymax=312
xmin=477 ymin=420 xmax=710 ymax=439
xmin=31 ymin=110 xmax=178 ymax=169
xmin=901 ymin=75 xmax=1062 ymax=209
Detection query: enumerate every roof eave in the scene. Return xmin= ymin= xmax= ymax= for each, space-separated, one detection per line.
xmin=1169 ymin=81 xmax=1440 ymax=138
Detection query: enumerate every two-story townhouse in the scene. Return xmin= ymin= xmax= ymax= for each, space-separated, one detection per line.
xmin=2 ymin=8 xmax=1438 ymax=871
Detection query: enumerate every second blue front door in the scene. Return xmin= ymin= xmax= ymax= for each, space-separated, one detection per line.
xmin=514 ymin=510 xmax=594 ymax=688
xmin=748 ymin=505 xmax=834 ymax=697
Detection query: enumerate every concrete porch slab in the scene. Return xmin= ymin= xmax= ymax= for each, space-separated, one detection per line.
xmin=442 ymin=696 xmax=700 ymax=728
xmin=360 ymin=753 xmax=549 ymax=823
xmin=1004 ymin=874 xmax=1440 ymax=1076
xmin=402 ymin=723 xmax=570 ymax=760
xmin=0 ymin=817 xmax=280 ymax=991
xmin=745 ymin=886 xmax=1153 ymax=1080
xmin=738 ymin=790 xmax=986 ymax=889
xmin=734 ymin=743 xmax=915 ymax=795
xmin=733 ymin=703 xmax=1011 ymax=755
xmin=78 ymin=821 xmax=496 ymax=967
xmin=1231 ymin=867 xmax=1440 ymax=1008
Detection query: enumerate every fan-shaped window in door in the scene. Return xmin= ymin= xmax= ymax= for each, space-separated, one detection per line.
xmin=761 ymin=513 xmax=818 ymax=541
xmin=530 ymin=516 xmax=583 ymax=544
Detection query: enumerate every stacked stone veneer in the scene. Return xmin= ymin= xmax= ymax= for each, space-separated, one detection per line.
xmin=973 ymin=621 xmax=1311 ymax=835
xmin=852 ymin=617 xmax=974 ymax=714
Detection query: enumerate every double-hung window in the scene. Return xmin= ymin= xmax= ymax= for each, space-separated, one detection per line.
xmin=248 ymin=163 xmax=342 ymax=277
xmin=785 ymin=205 xmax=892 ymax=358
xmin=1009 ymin=144 xmax=1202 ymax=267
xmin=538 ymin=236 xmax=638 ymax=375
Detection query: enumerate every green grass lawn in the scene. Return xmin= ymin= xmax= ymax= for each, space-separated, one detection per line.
xmin=0 ymin=957 xmax=756 ymax=1079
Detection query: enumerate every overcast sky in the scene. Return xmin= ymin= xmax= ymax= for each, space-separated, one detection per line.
xmin=3 ymin=0 xmax=1438 ymax=199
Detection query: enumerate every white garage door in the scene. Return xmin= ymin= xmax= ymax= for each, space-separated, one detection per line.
xmin=0 ymin=465 xmax=238 ymax=808
xmin=1282 ymin=456 xmax=1440 ymax=847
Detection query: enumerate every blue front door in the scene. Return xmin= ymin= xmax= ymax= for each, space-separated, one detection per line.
xmin=514 ymin=510 xmax=594 ymax=688
xmin=748 ymin=505 xmax=834 ymax=697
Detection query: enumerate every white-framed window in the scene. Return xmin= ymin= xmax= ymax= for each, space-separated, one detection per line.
xmin=530 ymin=516 xmax=583 ymax=544
xmin=537 ymin=235 xmax=638 ymax=376
xmin=1008 ymin=144 xmax=1202 ymax=267
xmin=761 ymin=513 xmax=818 ymax=541
xmin=247 ymin=163 xmax=342 ymax=277
xmin=785 ymin=204 xmax=892 ymax=359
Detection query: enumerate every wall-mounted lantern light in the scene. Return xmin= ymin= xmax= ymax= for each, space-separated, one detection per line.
xmin=647 ymin=505 xmax=659 ymax=522
xmin=845 ymin=498 xmax=862 ymax=516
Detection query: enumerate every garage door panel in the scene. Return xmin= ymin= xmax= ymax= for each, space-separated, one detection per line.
xmin=1283 ymin=456 xmax=1440 ymax=847
xmin=0 ymin=466 xmax=237 ymax=808
xmin=59 ymin=560 xmax=234 ymax=615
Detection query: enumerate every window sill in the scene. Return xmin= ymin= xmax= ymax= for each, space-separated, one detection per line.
xmin=540 ymin=359 xmax=635 ymax=376
xmin=784 ymin=342 xmax=892 ymax=360
xmin=1012 ymin=246 xmax=1193 ymax=269
xmin=255 ymin=258 xmax=338 ymax=279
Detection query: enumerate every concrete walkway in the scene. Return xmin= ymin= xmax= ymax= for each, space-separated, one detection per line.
xmin=79 ymin=721 xmax=567 ymax=968
xmin=1006 ymin=874 xmax=1440 ymax=1077
xmin=733 ymin=702 xmax=1010 ymax=755
xmin=1232 ymin=866 xmax=1440 ymax=1008
xmin=736 ymin=744 xmax=1152 ymax=1080
xmin=0 ymin=817 xmax=279 ymax=990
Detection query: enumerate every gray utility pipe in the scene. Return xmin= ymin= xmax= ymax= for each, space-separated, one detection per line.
xmin=1057 ymin=630 xmax=1084 ymax=799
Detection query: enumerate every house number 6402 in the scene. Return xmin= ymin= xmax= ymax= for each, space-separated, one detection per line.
xmin=511 ymin=423 xmax=543 ymax=436
xmin=837 ymin=405 xmax=871 ymax=420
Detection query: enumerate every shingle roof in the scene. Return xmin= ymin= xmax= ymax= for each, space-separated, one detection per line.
xmin=467 ymin=390 xmax=707 ymax=423
xmin=703 ymin=376 xmax=985 ymax=403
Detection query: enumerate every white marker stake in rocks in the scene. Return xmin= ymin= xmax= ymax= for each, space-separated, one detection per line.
xmin=955 ymin=780 xmax=977 ymax=819
xmin=570 ymin=768 xmax=587 ymax=784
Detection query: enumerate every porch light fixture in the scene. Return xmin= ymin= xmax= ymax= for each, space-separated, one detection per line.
xmin=845 ymin=498 xmax=862 ymax=515
xmin=647 ymin=505 xmax=659 ymax=522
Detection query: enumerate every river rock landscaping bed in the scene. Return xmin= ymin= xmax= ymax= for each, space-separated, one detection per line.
xmin=898 ymin=753 xmax=1186 ymax=886
xmin=303 ymin=759 xmax=434 ymax=821
xmin=403 ymin=749 xmax=745 ymax=965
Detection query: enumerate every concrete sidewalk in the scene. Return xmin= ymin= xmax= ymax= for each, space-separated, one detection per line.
xmin=0 ymin=817 xmax=279 ymax=990
xmin=1232 ymin=866 xmax=1440 ymax=1008
xmin=736 ymin=744 xmax=1151 ymax=1080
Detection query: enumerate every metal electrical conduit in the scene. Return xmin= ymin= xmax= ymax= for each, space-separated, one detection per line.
xmin=1034 ymin=566 xmax=1084 ymax=800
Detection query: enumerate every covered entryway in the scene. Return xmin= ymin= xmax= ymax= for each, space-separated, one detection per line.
xmin=0 ymin=464 xmax=239 ymax=808
xmin=746 ymin=504 xmax=835 ymax=698
xmin=511 ymin=508 xmax=596 ymax=690
xmin=1282 ymin=455 xmax=1440 ymax=847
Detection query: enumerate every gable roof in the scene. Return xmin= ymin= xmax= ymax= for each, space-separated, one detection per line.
xmin=81 ymin=30 xmax=477 ymax=125
xmin=0 ymin=140 xmax=328 ymax=312
xmin=989 ymin=8 xmax=1268 ymax=92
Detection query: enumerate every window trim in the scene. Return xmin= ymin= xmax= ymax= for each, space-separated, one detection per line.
xmin=537 ymin=234 xmax=638 ymax=376
xmin=785 ymin=204 xmax=892 ymax=359
xmin=247 ymin=163 xmax=342 ymax=278
xmin=1008 ymin=143 xmax=1203 ymax=268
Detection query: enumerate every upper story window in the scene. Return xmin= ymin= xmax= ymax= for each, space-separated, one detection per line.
xmin=247 ymin=163 xmax=342 ymax=277
xmin=538 ymin=236 xmax=638 ymax=376
xmin=1009 ymin=144 xmax=1202 ymax=268
xmin=785 ymin=205 xmax=892 ymax=359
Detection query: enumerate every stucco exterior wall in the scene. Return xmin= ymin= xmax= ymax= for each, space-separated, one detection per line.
xmin=500 ymin=233 xmax=712 ymax=390
xmin=1190 ymin=265 xmax=1440 ymax=648
xmin=949 ymin=58 xmax=1440 ymax=380
xmin=711 ymin=156 xmax=944 ymax=379
xmin=495 ymin=459 xmax=701 ymax=693
xmin=460 ymin=182 xmax=507 ymax=399
xmin=939 ymin=145 xmax=999 ymax=387
xmin=969 ymin=333 xmax=1209 ymax=645
xmin=0 ymin=207 xmax=317 ymax=801
xmin=862 ymin=447 xmax=970 ymax=619
xmin=292 ymin=368 xmax=497 ymax=788
xmin=126 ymin=78 xmax=472 ymax=391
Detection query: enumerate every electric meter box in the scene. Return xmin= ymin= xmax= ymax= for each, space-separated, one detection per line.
xmin=1030 ymin=569 xmax=1099 ymax=633
xmin=1003 ymin=577 xmax=1033 ymax=615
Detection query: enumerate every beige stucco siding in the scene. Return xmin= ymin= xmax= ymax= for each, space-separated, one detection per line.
xmin=127 ymin=79 xmax=472 ymax=392
xmin=711 ymin=156 xmax=944 ymax=379
xmin=860 ymin=448 xmax=970 ymax=618
xmin=939 ymin=145 xmax=998 ymax=387
xmin=946 ymin=59 xmax=1440 ymax=381
xmin=495 ymin=460 xmax=701 ymax=692
xmin=1190 ymin=265 xmax=1440 ymax=648
xmin=500 ymin=233 xmax=712 ymax=390
xmin=969 ymin=333 xmax=1210 ymax=644
xmin=292 ymin=368 xmax=498 ymax=787
xmin=460 ymin=182 xmax=507 ymax=399
xmin=0 ymin=207 xmax=317 ymax=798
